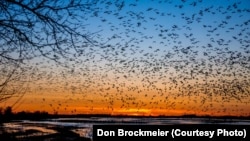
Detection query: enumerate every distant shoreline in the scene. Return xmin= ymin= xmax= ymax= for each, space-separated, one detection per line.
xmin=50 ymin=114 xmax=250 ymax=119
xmin=1 ymin=109 xmax=249 ymax=123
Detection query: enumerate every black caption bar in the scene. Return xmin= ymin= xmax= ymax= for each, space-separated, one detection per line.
xmin=93 ymin=124 xmax=250 ymax=141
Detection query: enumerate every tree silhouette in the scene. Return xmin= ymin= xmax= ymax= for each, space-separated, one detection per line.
xmin=0 ymin=0 xmax=98 ymax=102
xmin=4 ymin=106 xmax=12 ymax=117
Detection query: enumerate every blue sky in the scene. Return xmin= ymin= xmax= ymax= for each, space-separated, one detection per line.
xmin=83 ymin=0 xmax=249 ymax=58
xmin=2 ymin=0 xmax=250 ymax=116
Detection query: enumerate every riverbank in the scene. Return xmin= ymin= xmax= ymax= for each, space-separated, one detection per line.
xmin=0 ymin=124 xmax=91 ymax=141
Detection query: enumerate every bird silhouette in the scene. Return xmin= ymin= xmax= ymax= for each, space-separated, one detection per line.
xmin=7 ymin=0 xmax=249 ymax=116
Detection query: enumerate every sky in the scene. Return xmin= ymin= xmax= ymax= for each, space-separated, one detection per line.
xmin=1 ymin=0 xmax=250 ymax=116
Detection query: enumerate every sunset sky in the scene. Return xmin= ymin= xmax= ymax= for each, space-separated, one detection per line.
xmin=1 ymin=0 xmax=250 ymax=116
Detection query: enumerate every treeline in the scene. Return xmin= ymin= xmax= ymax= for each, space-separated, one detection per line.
xmin=0 ymin=106 xmax=50 ymax=122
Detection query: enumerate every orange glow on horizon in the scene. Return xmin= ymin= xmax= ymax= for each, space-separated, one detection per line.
xmin=1 ymin=81 xmax=250 ymax=117
xmin=2 ymin=93 xmax=249 ymax=117
xmin=1 ymin=0 xmax=250 ymax=121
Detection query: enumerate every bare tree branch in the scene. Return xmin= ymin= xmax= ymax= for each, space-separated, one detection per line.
xmin=0 ymin=0 xmax=99 ymax=102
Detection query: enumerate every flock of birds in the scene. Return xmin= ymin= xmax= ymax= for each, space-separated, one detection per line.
xmin=15 ymin=0 xmax=250 ymax=116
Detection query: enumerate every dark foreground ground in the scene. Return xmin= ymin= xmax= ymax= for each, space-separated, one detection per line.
xmin=1 ymin=114 xmax=249 ymax=141
xmin=0 ymin=125 xmax=91 ymax=141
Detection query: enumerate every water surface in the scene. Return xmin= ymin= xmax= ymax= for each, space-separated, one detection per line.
xmin=2 ymin=117 xmax=250 ymax=140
